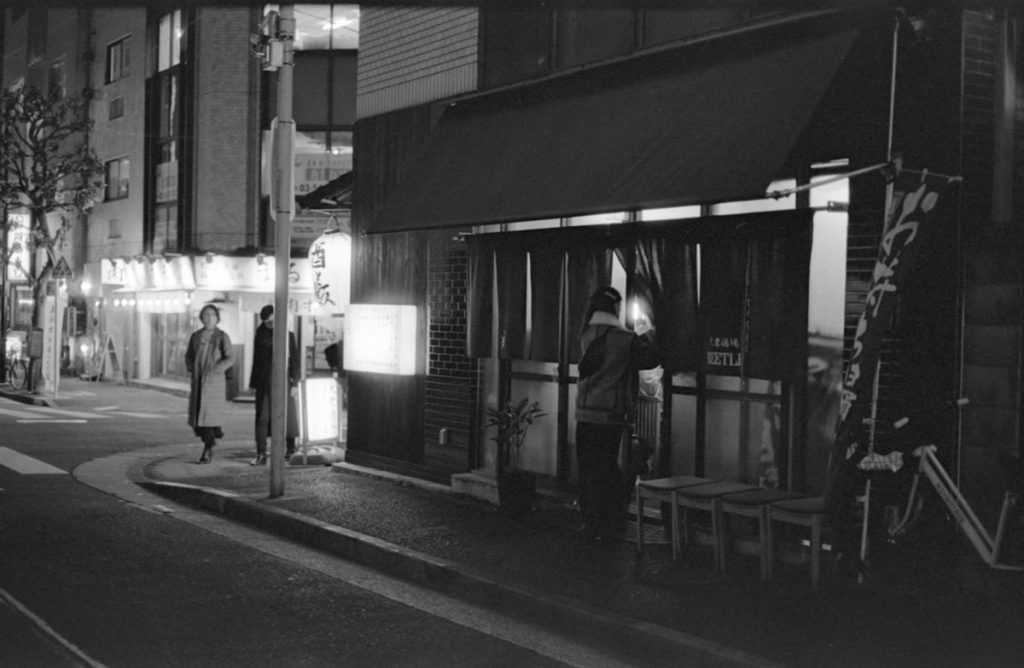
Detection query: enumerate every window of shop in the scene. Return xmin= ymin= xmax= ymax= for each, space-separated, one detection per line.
xmin=151 ymin=312 xmax=191 ymax=379
xmin=474 ymin=173 xmax=849 ymax=492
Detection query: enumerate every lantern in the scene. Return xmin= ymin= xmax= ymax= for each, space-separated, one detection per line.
xmin=308 ymin=229 xmax=351 ymax=315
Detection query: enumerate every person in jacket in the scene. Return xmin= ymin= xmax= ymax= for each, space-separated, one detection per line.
xmin=248 ymin=304 xmax=300 ymax=465
xmin=185 ymin=304 xmax=235 ymax=464
xmin=575 ymin=286 xmax=660 ymax=541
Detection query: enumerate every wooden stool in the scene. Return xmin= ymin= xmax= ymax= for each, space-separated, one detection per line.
xmin=634 ymin=476 xmax=712 ymax=555
xmin=671 ymin=481 xmax=757 ymax=566
xmin=717 ymin=488 xmax=807 ymax=577
xmin=766 ymin=496 xmax=827 ymax=590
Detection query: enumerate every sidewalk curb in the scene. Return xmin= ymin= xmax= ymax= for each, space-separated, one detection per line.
xmin=138 ymin=478 xmax=783 ymax=668
xmin=0 ymin=388 xmax=56 ymax=407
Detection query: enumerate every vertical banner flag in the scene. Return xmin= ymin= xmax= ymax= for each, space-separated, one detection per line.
xmin=825 ymin=168 xmax=960 ymax=513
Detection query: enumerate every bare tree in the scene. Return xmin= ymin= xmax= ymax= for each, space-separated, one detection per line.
xmin=0 ymin=84 xmax=102 ymax=327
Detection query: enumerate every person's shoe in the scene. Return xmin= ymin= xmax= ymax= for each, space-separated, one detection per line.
xmin=197 ymin=446 xmax=212 ymax=464
xmin=250 ymin=454 xmax=267 ymax=466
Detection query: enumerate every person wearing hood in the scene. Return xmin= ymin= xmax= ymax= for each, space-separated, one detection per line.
xmin=575 ymin=286 xmax=660 ymax=541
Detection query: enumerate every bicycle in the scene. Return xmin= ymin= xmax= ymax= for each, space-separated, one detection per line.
xmin=5 ymin=350 xmax=28 ymax=391
xmin=885 ymin=398 xmax=1023 ymax=571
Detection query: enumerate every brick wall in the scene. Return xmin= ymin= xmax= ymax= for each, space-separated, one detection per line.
xmin=423 ymin=233 xmax=479 ymax=473
xmin=357 ymin=6 xmax=479 ymax=117
xmin=191 ymin=7 xmax=257 ymax=251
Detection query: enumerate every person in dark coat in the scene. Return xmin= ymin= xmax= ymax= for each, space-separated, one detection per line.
xmin=185 ymin=304 xmax=235 ymax=464
xmin=575 ymin=286 xmax=660 ymax=541
xmin=249 ymin=304 xmax=300 ymax=465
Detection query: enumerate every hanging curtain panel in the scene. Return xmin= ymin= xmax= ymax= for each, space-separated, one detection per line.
xmin=700 ymin=229 xmax=749 ymax=376
xmin=634 ymin=234 xmax=700 ymax=372
xmin=566 ymin=242 xmax=613 ymax=362
xmin=746 ymin=217 xmax=812 ymax=380
xmin=529 ymin=237 xmax=565 ymax=362
xmin=465 ymin=236 xmax=494 ymax=358
xmin=495 ymin=241 xmax=528 ymax=359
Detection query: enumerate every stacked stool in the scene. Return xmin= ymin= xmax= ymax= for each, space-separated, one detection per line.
xmin=766 ymin=496 xmax=827 ymax=590
xmin=634 ymin=476 xmax=712 ymax=555
xmin=671 ymin=481 xmax=758 ymax=566
xmin=717 ymin=488 xmax=808 ymax=578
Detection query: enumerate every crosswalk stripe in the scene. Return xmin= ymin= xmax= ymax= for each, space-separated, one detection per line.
xmin=23 ymin=406 xmax=111 ymax=420
xmin=0 ymin=447 xmax=67 ymax=474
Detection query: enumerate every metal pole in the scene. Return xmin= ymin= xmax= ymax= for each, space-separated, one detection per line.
xmin=270 ymin=6 xmax=294 ymax=498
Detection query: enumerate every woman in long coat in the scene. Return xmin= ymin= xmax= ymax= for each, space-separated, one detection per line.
xmin=185 ymin=304 xmax=235 ymax=463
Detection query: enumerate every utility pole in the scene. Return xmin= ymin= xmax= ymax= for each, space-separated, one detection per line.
xmin=259 ymin=6 xmax=294 ymax=498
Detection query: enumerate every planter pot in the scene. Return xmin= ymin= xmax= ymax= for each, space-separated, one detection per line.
xmin=497 ymin=469 xmax=536 ymax=515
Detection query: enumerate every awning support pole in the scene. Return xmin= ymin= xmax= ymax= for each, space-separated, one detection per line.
xmin=767 ymin=161 xmax=892 ymax=200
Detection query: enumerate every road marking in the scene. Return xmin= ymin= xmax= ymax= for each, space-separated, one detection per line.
xmin=106 ymin=411 xmax=168 ymax=419
xmin=0 ymin=447 xmax=67 ymax=474
xmin=17 ymin=419 xmax=89 ymax=424
xmin=0 ymin=406 xmax=45 ymax=419
xmin=0 ymin=588 xmax=107 ymax=668
xmin=95 ymin=405 xmax=119 ymax=411
xmin=23 ymin=406 xmax=111 ymax=420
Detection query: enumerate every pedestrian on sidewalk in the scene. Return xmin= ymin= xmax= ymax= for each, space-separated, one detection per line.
xmin=248 ymin=304 xmax=299 ymax=466
xmin=185 ymin=304 xmax=235 ymax=464
xmin=575 ymin=286 xmax=660 ymax=541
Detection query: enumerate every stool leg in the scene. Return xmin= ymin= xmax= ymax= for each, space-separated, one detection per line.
xmin=758 ymin=506 xmax=770 ymax=581
xmin=635 ymin=487 xmax=644 ymax=555
xmin=671 ymin=493 xmax=681 ymax=560
xmin=712 ymin=500 xmax=725 ymax=572
xmin=765 ymin=512 xmax=776 ymax=581
xmin=811 ymin=516 xmax=822 ymax=591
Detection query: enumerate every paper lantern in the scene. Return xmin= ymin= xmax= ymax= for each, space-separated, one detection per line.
xmin=308 ymin=229 xmax=351 ymax=315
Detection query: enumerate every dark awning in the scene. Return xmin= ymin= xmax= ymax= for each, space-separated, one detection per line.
xmin=368 ymin=12 xmax=862 ymax=234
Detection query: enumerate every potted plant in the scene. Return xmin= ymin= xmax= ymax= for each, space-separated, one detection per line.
xmin=485 ymin=397 xmax=546 ymax=515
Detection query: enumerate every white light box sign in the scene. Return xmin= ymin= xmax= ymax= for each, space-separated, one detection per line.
xmin=344 ymin=304 xmax=419 ymax=375
xmin=302 ymin=377 xmax=339 ymax=442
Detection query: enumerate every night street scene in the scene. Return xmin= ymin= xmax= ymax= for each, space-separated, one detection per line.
xmin=1 ymin=1 xmax=1023 ymax=666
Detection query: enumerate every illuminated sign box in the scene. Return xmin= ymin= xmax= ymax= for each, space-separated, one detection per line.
xmin=344 ymin=304 xmax=418 ymax=375
xmin=302 ymin=377 xmax=339 ymax=442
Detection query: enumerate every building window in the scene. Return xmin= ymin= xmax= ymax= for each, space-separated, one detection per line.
xmin=108 ymin=218 xmax=123 ymax=239
xmin=158 ymin=11 xmax=182 ymax=72
xmin=48 ymin=59 xmax=67 ymax=98
xmin=104 ymin=158 xmax=130 ymax=201
xmin=106 ymin=36 xmax=131 ymax=84
xmin=109 ymin=96 xmax=124 ymax=120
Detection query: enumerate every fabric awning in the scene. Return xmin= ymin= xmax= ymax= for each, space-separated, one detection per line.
xmin=369 ymin=12 xmax=861 ymax=234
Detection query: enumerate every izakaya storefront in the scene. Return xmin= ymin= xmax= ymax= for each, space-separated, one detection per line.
xmin=359 ymin=11 xmax=876 ymax=492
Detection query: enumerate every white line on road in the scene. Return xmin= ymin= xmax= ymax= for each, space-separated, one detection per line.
xmin=17 ymin=419 xmax=89 ymax=424
xmin=94 ymin=405 xmax=119 ymax=411
xmin=0 ymin=447 xmax=67 ymax=475
xmin=0 ymin=588 xmax=108 ymax=668
xmin=0 ymin=406 xmax=45 ymax=419
xmin=21 ymin=406 xmax=111 ymax=420
xmin=106 ymin=411 xmax=168 ymax=419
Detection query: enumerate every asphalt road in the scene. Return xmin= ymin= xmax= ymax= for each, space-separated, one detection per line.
xmin=0 ymin=381 xmax=609 ymax=667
